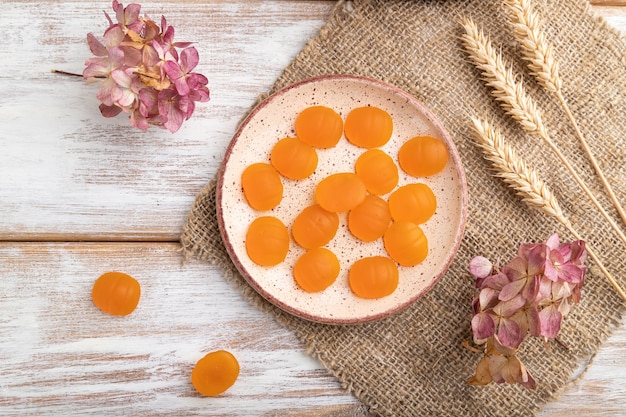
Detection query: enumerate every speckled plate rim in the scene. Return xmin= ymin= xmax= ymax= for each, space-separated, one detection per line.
xmin=216 ymin=74 xmax=468 ymax=325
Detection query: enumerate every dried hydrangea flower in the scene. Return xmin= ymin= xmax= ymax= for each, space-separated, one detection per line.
xmin=467 ymin=233 xmax=587 ymax=389
xmin=83 ymin=1 xmax=209 ymax=132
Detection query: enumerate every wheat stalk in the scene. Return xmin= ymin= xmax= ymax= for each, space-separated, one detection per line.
xmin=472 ymin=118 xmax=565 ymax=221
xmin=472 ymin=118 xmax=626 ymax=301
xmin=503 ymin=0 xmax=626 ymax=227
xmin=460 ymin=17 xmax=626 ymax=248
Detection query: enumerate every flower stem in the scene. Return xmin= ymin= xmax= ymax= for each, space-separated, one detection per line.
xmin=51 ymin=69 xmax=84 ymax=77
xmin=553 ymin=336 xmax=570 ymax=351
xmin=461 ymin=339 xmax=484 ymax=354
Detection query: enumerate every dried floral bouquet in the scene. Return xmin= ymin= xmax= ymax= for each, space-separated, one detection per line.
xmin=55 ymin=1 xmax=210 ymax=133
xmin=460 ymin=0 xmax=626 ymax=389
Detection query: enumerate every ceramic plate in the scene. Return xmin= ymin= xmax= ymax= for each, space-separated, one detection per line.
xmin=216 ymin=75 xmax=467 ymax=324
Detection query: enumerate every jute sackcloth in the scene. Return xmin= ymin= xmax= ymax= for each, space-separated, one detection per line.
xmin=181 ymin=0 xmax=626 ymax=415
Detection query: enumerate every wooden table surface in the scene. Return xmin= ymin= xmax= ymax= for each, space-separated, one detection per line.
xmin=1 ymin=1 xmax=625 ymax=416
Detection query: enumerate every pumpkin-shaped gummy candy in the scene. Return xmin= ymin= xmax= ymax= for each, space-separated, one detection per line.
xmin=294 ymin=106 xmax=343 ymax=149
xmin=383 ymin=221 xmax=428 ymax=267
xmin=293 ymin=247 xmax=340 ymax=292
xmin=241 ymin=163 xmax=283 ymax=211
xmin=388 ymin=183 xmax=436 ymax=225
xmin=292 ymin=204 xmax=339 ymax=249
xmin=315 ymin=172 xmax=367 ymax=213
xmin=354 ymin=149 xmax=399 ymax=195
xmin=349 ymin=256 xmax=399 ymax=299
xmin=270 ymin=137 xmax=318 ymax=180
xmin=92 ymin=271 xmax=141 ymax=316
xmin=348 ymin=194 xmax=391 ymax=242
xmin=191 ymin=350 xmax=240 ymax=396
xmin=245 ymin=216 xmax=290 ymax=266
xmin=398 ymin=135 xmax=449 ymax=177
xmin=344 ymin=106 xmax=393 ymax=148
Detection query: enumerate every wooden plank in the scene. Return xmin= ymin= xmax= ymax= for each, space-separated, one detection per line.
xmin=0 ymin=1 xmax=623 ymax=242
xmin=0 ymin=1 xmax=333 ymax=241
xmin=0 ymin=242 xmax=366 ymax=416
xmin=592 ymin=5 xmax=626 ymax=29
xmin=0 ymin=241 xmax=624 ymax=415
xmin=591 ymin=1 xmax=626 ymax=5
xmin=540 ymin=327 xmax=626 ymax=417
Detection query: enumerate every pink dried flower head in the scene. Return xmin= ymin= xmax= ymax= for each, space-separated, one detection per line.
xmin=467 ymin=233 xmax=587 ymax=389
xmin=469 ymin=256 xmax=493 ymax=279
xmin=82 ymin=1 xmax=210 ymax=133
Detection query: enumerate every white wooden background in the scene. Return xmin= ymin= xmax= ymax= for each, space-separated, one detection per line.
xmin=0 ymin=1 xmax=625 ymax=416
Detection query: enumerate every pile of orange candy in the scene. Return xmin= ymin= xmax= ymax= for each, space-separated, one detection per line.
xmin=242 ymin=105 xmax=449 ymax=299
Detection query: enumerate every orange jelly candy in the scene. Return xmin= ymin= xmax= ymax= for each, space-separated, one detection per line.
xmin=270 ymin=137 xmax=318 ymax=180
xmin=315 ymin=172 xmax=367 ymax=213
xmin=293 ymin=247 xmax=340 ymax=292
xmin=291 ymin=204 xmax=339 ymax=249
xmin=383 ymin=221 xmax=428 ymax=266
xmin=191 ymin=350 xmax=240 ymax=397
xmin=354 ymin=149 xmax=399 ymax=195
xmin=294 ymin=106 xmax=343 ymax=149
xmin=348 ymin=256 xmax=399 ymax=299
xmin=388 ymin=183 xmax=437 ymax=224
xmin=245 ymin=216 xmax=290 ymax=266
xmin=241 ymin=163 xmax=283 ymax=211
xmin=348 ymin=194 xmax=391 ymax=242
xmin=398 ymin=135 xmax=449 ymax=177
xmin=92 ymin=271 xmax=141 ymax=316
xmin=344 ymin=106 xmax=393 ymax=148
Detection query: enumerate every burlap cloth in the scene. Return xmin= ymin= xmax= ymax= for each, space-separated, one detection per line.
xmin=181 ymin=0 xmax=626 ymax=415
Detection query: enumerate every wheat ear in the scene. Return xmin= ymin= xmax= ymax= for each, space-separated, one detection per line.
xmin=503 ymin=0 xmax=626 ymax=227
xmin=472 ymin=118 xmax=626 ymax=301
xmin=460 ymin=18 xmax=626 ymax=248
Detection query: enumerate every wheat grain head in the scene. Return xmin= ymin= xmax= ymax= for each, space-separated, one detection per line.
xmin=470 ymin=118 xmax=567 ymax=222
xmin=460 ymin=18 xmax=549 ymax=139
xmin=503 ymin=0 xmax=562 ymax=94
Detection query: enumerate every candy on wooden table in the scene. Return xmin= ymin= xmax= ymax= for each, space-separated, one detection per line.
xmin=91 ymin=271 xmax=141 ymax=316
xmin=191 ymin=350 xmax=240 ymax=397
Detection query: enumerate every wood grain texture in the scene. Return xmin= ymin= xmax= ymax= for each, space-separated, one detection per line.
xmin=0 ymin=0 xmax=622 ymax=241
xmin=0 ymin=242 xmax=367 ymax=416
xmin=0 ymin=242 xmax=624 ymax=416
xmin=592 ymin=4 xmax=626 ymax=28
xmin=0 ymin=0 xmax=332 ymax=241
xmin=590 ymin=1 xmax=626 ymax=5
xmin=1 ymin=1 xmax=625 ymax=416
